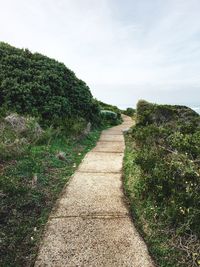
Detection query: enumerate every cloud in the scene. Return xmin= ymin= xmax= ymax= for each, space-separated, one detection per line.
xmin=0 ymin=0 xmax=200 ymax=107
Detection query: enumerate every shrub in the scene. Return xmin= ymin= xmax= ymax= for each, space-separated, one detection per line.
xmin=132 ymin=101 xmax=200 ymax=234
xmin=98 ymin=100 xmax=121 ymax=120
xmin=123 ymin=107 xmax=136 ymax=117
xmin=0 ymin=117 xmax=28 ymax=160
xmin=100 ymin=110 xmax=119 ymax=125
xmin=0 ymin=42 xmax=101 ymax=126
xmin=136 ymin=100 xmax=200 ymax=127
xmin=125 ymin=100 xmax=200 ymax=266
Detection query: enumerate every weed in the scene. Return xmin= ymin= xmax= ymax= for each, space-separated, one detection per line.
xmin=0 ymin=129 xmax=102 ymax=266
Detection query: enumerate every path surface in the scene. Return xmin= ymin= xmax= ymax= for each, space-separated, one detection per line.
xmin=35 ymin=115 xmax=154 ymax=267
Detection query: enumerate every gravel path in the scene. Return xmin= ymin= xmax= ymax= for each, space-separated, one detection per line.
xmin=35 ymin=115 xmax=155 ymax=267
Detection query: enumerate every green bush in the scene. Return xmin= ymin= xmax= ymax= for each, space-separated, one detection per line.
xmin=123 ymin=107 xmax=136 ymax=117
xmin=131 ymin=103 xmax=200 ymax=234
xmin=0 ymin=113 xmax=44 ymax=159
xmin=0 ymin=42 xmax=101 ymax=126
xmin=136 ymin=100 xmax=199 ymax=127
xmin=98 ymin=100 xmax=121 ymax=120
xmin=100 ymin=110 xmax=120 ymax=125
xmin=125 ymin=100 xmax=200 ymax=266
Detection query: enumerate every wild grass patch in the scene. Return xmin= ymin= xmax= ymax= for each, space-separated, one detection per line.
xmin=123 ymin=101 xmax=200 ymax=267
xmin=0 ymin=129 xmax=101 ymax=267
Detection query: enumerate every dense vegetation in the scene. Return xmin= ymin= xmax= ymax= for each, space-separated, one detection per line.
xmin=0 ymin=129 xmax=101 ymax=266
xmin=122 ymin=107 xmax=136 ymax=117
xmin=124 ymin=100 xmax=200 ymax=267
xmin=0 ymin=42 xmax=100 ymax=126
xmin=98 ymin=100 xmax=122 ymax=125
xmin=0 ymin=42 xmax=123 ymax=266
xmin=98 ymin=100 xmax=121 ymax=117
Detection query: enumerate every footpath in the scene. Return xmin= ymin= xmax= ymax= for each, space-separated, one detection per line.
xmin=35 ymin=115 xmax=154 ymax=267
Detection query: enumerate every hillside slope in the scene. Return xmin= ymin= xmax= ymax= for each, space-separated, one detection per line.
xmin=0 ymin=43 xmax=121 ymax=266
xmin=0 ymin=42 xmax=100 ymax=126
xmin=124 ymin=100 xmax=200 ymax=267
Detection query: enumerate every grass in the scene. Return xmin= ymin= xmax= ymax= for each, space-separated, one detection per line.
xmin=123 ymin=101 xmax=200 ymax=267
xmin=123 ymin=134 xmax=185 ymax=267
xmin=0 ymin=129 xmax=102 ymax=267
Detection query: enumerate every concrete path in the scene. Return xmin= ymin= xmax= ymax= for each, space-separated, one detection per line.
xmin=35 ymin=115 xmax=154 ymax=267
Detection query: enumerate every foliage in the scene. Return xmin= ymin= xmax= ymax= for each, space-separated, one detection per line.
xmin=98 ymin=100 xmax=121 ymax=120
xmin=0 ymin=42 xmax=122 ymax=267
xmin=0 ymin=114 xmax=43 ymax=160
xmin=136 ymin=99 xmax=199 ymax=127
xmin=100 ymin=109 xmax=120 ymax=126
xmin=0 ymin=42 xmax=101 ymax=126
xmin=122 ymin=107 xmax=136 ymax=117
xmin=0 ymin=128 xmax=102 ymax=267
xmin=97 ymin=100 xmax=122 ymax=126
xmin=124 ymin=100 xmax=200 ymax=267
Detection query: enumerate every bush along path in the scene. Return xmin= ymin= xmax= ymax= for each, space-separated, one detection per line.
xmin=0 ymin=127 xmax=103 ymax=267
xmin=123 ymin=101 xmax=200 ymax=267
xmin=35 ymin=115 xmax=154 ymax=267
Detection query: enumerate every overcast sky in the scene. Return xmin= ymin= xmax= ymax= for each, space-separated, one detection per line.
xmin=1 ymin=0 xmax=200 ymax=108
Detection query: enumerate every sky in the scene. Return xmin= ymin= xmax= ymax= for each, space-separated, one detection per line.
xmin=1 ymin=0 xmax=200 ymax=109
